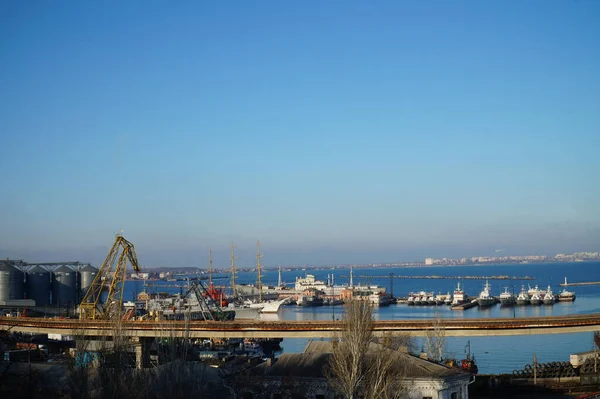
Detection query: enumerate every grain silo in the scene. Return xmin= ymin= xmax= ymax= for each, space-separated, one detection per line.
xmin=0 ymin=262 xmax=25 ymax=302
xmin=52 ymin=265 xmax=77 ymax=306
xmin=79 ymin=264 xmax=98 ymax=301
xmin=26 ymin=266 xmax=51 ymax=306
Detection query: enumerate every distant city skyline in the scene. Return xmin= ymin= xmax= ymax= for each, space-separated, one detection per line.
xmin=1 ymin=2 xmax=599 ymax=266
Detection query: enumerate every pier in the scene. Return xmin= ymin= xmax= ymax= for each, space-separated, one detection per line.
xmin=559 ymin=281 xmax=600 ymax=287
xmin=341 ymin=275 xmax=535 ymax=280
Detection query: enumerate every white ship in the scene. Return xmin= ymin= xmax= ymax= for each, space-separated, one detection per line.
xmin=477 ymin=281 xmax=495 ymax=308
xmin=451 ymin=283 xmax=468 ymax=306
xmin=527 ymin=284 xmax=541 ymax=298
xmin=516 ymin=286 xmax=529 ymax=306
xmin=444 ymin=292 xmax=452 ymax=306
xmin=542 ymin=285 xmax=556 ymax=305
xmin=499 ymin=287 xmax=516 ymax=307
xmin=529 ymin=291 xmax=543 ymax=306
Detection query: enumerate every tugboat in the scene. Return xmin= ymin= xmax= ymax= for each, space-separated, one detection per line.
xmin=460 ymin=341 xmax=478 ymax=374
xmin=558 ymin=288 xmax=576 ymax=302
xmin=542 ymin=285 xmax=556 ymax=305
xmin=516 ymin=285 xmax=529 ymax=306
xmin=530 ymin=291 xmax=543 ymax=306
xmin=477 ymin=281 xmax=495 ymax=308
xmin=451 ymin=283 xmax=468 ymax=306
xmin=499 ymin=287 xmax=516 ymax=307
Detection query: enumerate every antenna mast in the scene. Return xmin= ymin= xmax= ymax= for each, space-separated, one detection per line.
xmin=208 ymin=248 xmax=213 ymax=286
xmin=230 ymin=242 xmax=237 ymax=297
xmin=256 ymin=240 xmax=263 ymax=302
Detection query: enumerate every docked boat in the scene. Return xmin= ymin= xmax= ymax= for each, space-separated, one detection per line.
xmin=477 ymin=281 xmax=495 ymax=308
xmin=528 ymin=284 xmax=541 ymax=298
xmin=529 ymin=291 xmax=542 ymax=306
xmin=499 ymin=287 xmax=516 ymax=307
xmin=427 ymin=294 xmax=436 ymax=306
xmin=558 ymin=288 xmax=576 ymax=302
xmin=516 ymin=286 xmax=529 ymax=306
xmin=407 ymin=293 xmax=416 ymax=306
xmin=451 ymin=283 xmax=468 ymax=306
xmin=227 ymin=304 xmax=260 ymax=319
xmin=434 ymin=293 xmax=445 ymax=306
xmin=444 ymin=292 xmax=452 ymax=306
xmin=297 ymin=295 xmax=324 ymax=307
xmin=370 ymin=292 xmax=392 ymax=306
xmin=417 ymin=292 xmax=428 ymax=306
xmin=542 ymin=285 xmax=556 ymax=305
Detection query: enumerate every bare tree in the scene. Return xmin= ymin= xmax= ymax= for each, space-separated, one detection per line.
xmin=424 ymin=312 xmax=446 ymax=363
xmin=326 ymin=300 xmax=411 ymax=399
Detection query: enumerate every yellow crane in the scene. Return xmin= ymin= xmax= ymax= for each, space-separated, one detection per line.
xmin=79 ymin=234 xmax=141 ymax=320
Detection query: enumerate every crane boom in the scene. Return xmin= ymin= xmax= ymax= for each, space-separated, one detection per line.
xmin=79 ymin=234 xmax=141 ymax=320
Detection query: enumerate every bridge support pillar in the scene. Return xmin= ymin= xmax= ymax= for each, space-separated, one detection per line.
xmin=135 ymin=337 xmax=151 ymax=369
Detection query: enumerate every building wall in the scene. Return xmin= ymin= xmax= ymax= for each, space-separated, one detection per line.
xmin=408 ymin=377 xmax=470 ymax=399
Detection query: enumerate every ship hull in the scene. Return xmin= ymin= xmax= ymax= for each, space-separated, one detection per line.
xmin=542 ymin=298 xmax=555 ymax=305
xmin=530 ymin=299 xmax=542 ymax=306
xmin=516 ymin=299 xmax=529 ymax=306
xmin=477 ymin=298 xmax=495 ymax=308
xmin=500 ymin=298 xmax=516 ymax=307
xmin=559 ymin=294 xmax=576 ymax=302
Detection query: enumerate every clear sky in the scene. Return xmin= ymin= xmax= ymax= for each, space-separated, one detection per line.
xmin=1 ymin=1 xmax=599 ymax=267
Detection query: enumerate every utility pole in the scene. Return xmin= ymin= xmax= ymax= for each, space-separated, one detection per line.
xmin=256 ymin=240 xmax=263 ymax=302
xmin=389 ymin=272 xmax=394 ymax=298
xmin=208 ymin=248 xmax=213 ymax=287
xmin=230 ymin=242 xmax=237 ymax=297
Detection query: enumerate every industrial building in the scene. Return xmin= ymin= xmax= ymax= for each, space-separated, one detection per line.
xmin=0 ymin=259 xmax=97 ymax=312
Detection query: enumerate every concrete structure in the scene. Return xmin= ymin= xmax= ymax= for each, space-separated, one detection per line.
xmin=2 ymin=313 xmax=600 ymax=339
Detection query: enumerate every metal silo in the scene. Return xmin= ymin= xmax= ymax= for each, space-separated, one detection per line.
xmin=26 ymin=266 xmax=51 ymax=306
xmin=0 ymin=262 xmax=25 ymax=302
xmin=52 ymin=265 xmax=77 ymax=306
xmin=79 ymin=264 xmax=98 ymax=302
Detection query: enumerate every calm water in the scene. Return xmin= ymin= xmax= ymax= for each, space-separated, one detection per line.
xmin=125 ymin=261 xmax=600 ymax=374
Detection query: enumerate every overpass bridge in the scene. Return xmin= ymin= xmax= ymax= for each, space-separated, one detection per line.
xmin=2 ymin=314 xmax=600 ymax=339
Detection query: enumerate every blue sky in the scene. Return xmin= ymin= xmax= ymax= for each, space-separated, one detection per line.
xmin=1 ymin=1 xmax=599 ymax=267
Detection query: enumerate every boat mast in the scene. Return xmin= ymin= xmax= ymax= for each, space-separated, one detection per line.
xmin=230 ymin=242 xmax=237 ymax=297
xmin=208 ymin=248 xmax=213 ymax=287
xmin=350 ymin=265 xmax=354 ymax=288
xmin=256 ymin=240 xmax=263 ymax=302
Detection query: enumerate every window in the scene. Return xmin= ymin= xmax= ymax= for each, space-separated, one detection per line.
xmin=451 ymin=393 xmax=458 ymax=399
xmin=315 ymin=396 xmax=325 ymax=399
xmin=422 ymin=397 xmax=433 ymax=399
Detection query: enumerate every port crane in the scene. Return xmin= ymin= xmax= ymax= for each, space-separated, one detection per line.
xmin=79 ymin=234 xmax=141 ymax=320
